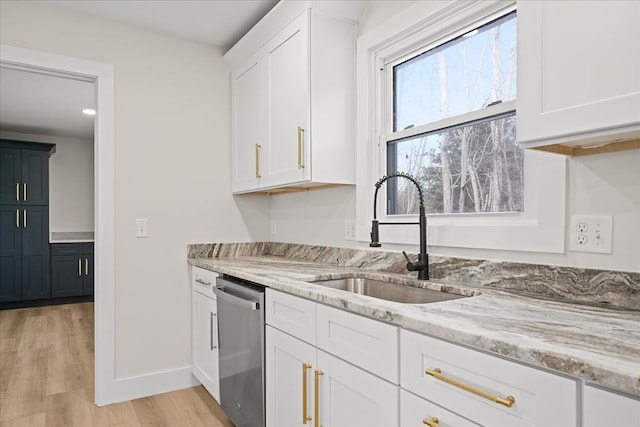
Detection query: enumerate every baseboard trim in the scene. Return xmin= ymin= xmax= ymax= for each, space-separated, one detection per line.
xmin=98 ymin=366 xmax=200 ymax=406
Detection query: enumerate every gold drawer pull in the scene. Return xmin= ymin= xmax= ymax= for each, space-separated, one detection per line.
xmin=302 ymin=363 xmax=312 ymax=424
xmin=297 ymin=126 xmax=304 ymax=169
xmin=23 ymin=210 xmax=27 ymax=228
xmin=422 ymin=417 xmax=439 ymax=427
xmin=255 ymin=143 xmax=262 ymax=178
xmin=78 ymin=258 xmax=82 ymax=276
xmin=314 ymin=369 xmax=323 ymax=427
xmin=85 ymin=258 xmax=89 ymax=276
xmin=23 ymin=183 xmax=27 ymax=201
xmin=16 ymin=183 xmax=20 ymax=201
xmin=425 ymin=368 xmax=515 ymax=408
xmin=16 ymin=209 xmax=20 ymax=228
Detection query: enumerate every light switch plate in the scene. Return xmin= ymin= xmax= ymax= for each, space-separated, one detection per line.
xmin=136 ymin=218 xmax=149 ymax=238
xmin=568 ymin=215 xmax=612 ymax=254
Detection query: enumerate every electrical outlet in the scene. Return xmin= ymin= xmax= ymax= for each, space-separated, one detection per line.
xmin=569 ymin=215 xmax=612 ymax=254
xmin=344 ymin=220 xmax=356 ymax=240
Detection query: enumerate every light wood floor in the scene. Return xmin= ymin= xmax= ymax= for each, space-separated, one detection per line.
xmin=0 ymin=302 xmax=234 ymax=427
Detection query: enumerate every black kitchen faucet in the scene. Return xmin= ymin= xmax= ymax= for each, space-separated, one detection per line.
xmin=370 ymin=172 xmax=429 ymax=280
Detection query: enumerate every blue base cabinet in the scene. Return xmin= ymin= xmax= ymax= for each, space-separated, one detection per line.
xmin=51 ymin=243 xmax=94 ymax=297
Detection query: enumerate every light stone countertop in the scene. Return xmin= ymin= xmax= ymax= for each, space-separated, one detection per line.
xmin=188 ymin=255 xmax=640 ymax=396
xmin=50 ymin=232 xmax=94 ymax=243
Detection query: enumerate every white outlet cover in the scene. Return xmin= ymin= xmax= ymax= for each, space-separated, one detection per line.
xmin=568 ymin=215 xmax=613 ymax=254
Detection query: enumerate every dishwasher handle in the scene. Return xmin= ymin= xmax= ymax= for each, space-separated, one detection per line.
xmin=212 ymin=285 xmax=260 ymax=311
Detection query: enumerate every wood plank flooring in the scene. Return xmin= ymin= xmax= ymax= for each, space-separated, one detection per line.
xmin=0 ymin=303 xmax=234 ymax=427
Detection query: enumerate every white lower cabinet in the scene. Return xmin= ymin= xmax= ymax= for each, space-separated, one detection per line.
xmin=401 ymin=389 xmax=479 ymax=427
xmin=265 ymin=325 xmax=316 ymax=427
xmin=401 ymin=330 xmax=578 ymax=427
xmin=265 ymin=289 xmax=399 ymax=427
xmin=264 ymin=289 xmax=636 ymax=427
xmin=192 ymin=281 xmax=220 ymax=402
xmin=583 ymin=385 xmax=640 ymax=427
xmin=317 ymin=350 xmax=398 ymax=427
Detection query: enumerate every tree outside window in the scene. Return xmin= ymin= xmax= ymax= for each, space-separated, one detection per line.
xmin=387 ymin=11 xmax=521 ymax=215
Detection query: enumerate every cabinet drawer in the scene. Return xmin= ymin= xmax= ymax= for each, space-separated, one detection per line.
xmin=317 ymin=303 xmax=398 ymax=383
xmin=51 ymin=243 xmax=83 ymax=255
xmin=583 ymin=385 xmax=640 ymax=427
xmin=191 ymin=267 xmax=218 ymax=298
xmin=401 ymin=330 xmax=578 ymax=427
xmin=401 ymin=389 xmax=479 ymax=427
xmin=266 ymin=289 xmax=316 ymax=345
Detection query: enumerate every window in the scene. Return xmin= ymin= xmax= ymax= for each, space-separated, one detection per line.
xmin=355 ymin=1 xmax=566 ymax=253
xmin=386 ymin=11 xmax=520 ymax=215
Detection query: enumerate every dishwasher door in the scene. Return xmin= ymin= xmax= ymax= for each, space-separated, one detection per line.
xmin=213 ymin=277 xmax=265 ymax=427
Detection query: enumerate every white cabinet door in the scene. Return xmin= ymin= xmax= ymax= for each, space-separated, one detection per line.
xmin=317 ymin=350 xmax=398 ymax=427
xmin=583 ymin=385 xmax=640 ymax=427
xmin=517 ymin=0 xmax=640 ymax=147
xmin=192 ymin=290 xmax=220 ymax=402
xmin=232 ymin=51 xmax=266 ymax=192
xmin=266 ymin=326 xmax=316 ymax=427
xmin=264 ymin=11 xmax=310 ymax=187
xmin=401 ymin=389 xmax=480 ymax=427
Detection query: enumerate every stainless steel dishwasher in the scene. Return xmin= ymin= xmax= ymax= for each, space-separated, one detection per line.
xmin=213 ymin=275 xmax=265 ymax=427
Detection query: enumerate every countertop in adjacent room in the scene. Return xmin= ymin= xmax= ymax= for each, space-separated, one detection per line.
xmin=50 ymin=232 xmax=94 ymax=243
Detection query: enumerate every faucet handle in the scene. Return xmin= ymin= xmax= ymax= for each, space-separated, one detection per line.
xmin=402 ymin=251 xmax=421 ymax=272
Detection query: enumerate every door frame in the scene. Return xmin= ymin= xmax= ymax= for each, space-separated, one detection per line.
xmin=1 ymin=44 xmax=116 ymax=406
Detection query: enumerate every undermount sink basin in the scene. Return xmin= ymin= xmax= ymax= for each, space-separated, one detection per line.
xmin=309 ymin=277 xmax=469 ymax=304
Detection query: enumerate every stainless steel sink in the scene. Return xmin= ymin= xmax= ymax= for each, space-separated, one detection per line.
xmin=309 ymin=277 xmax=469 ymax=304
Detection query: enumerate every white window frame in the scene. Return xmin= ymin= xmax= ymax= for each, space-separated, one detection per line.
xmin=355 ymin=0 xmax=566 ymax=253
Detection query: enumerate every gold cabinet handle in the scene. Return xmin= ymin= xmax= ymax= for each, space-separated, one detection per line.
xmin=426 ymin=368 xmax=515 ymax=408
xmin=302 ymin=363 xmax=312 ymax=424
xmin=255 ymin=143 xmax=262 ymax=178
xmin=314 ymin=369 xmax=323 ymax=427
xmin=23 ymin=210 xmax=26 ymax=228
xmin=78 ymin=258 xmax=82 ymax=276
xmin=85 ymin=258 xmax=89 ymax=276
xmin=16 ymin=183 xmax=20 ymax=201
xmin=16 ymin=209 xmax=20 ymax=228
xmin=23 ymin=183 xmax=27 ymax=201
xmin=297 ymin=126 xmax=304 ymax=169
xmin=423 ymin=417 xmax=439 ymax=427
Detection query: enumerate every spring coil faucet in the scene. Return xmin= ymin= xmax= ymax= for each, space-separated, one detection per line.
xmin=370 ymin=172 xmax=429 ymax=280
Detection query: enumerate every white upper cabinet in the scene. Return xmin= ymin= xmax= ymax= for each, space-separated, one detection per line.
xmin=232 ymin=51 xmax=266 ymax=193
xmin=517 ymin=1 xmax=640 ymax=151
xmin=226 ymin=4 xmax=357 ymax=194
xmin=263 ymin=12 xmax=310 ymax=187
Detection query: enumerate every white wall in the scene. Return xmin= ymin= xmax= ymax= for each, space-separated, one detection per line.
xmin=268 ymin=0 xmax=640 ymax=273
xmin=0 ymin=0 xmax=270 ymax=381
xmin=49 ymin=137 xmax=94 ymax=232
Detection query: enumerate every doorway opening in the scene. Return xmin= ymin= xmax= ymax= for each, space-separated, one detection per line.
xmin=0 ymin=44 xmax=115 ymax=406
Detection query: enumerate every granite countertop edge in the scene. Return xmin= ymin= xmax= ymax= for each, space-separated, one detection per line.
xmin=188 ymin=256 xmax=640 ymax=396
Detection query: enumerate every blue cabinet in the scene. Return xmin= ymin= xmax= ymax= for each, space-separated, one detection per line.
xmin=0 ymin=140 xmax=54 ymax=303
xmin=51 ymin=243 xmax=94 ymax=297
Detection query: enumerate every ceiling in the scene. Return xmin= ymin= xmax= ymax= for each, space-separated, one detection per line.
xmin=0 ymin=67 xmax=96 ymax=140
xmin=45 ymin=0 xmax=279 ymax=49
xmin=0 ymin=0 xmax=279 ymax=141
